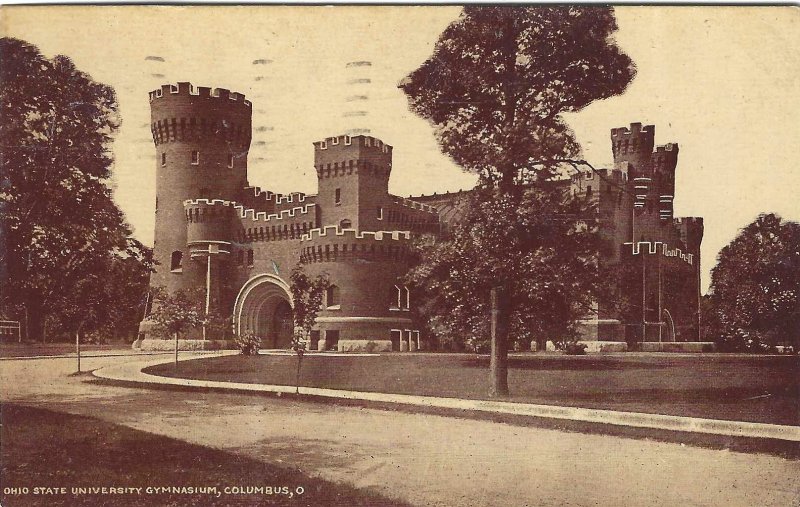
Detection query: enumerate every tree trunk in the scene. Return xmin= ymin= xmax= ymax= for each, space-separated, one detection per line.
xmin=25 ymin=296 xmax=45 ymax=343
xmin=174 ymin=331 xmax=179 ymax=372
xmin=489 ymin=286 xmax=510 ymax=397
xmin=75 ymin=329 xmax=81 ymax=373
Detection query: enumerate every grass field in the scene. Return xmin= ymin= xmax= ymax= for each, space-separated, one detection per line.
xmin=0 ymin=403 xmax=408 ymax=507
xmin=146 ymin=353 xmax=800 ymax=426
xmin=0 ymin=342 xmax=130 ymax=358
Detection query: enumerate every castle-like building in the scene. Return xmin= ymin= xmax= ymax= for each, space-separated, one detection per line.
xmin=137 ymin=83 xmax=703 ymax=352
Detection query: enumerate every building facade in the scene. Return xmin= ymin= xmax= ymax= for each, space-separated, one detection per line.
xmin=137 ymin=83 xmax=702 ymax=352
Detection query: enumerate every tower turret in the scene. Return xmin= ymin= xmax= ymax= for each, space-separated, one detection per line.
xmin=143 ymin=83 xmax=252 ymax=337
xmin=611 ymin=122 xmax=655 ymax=178
xmin=314 ymin=134 xmax=392 ymax=231
xmin=652 ymin=143 xmax=679 ymax=221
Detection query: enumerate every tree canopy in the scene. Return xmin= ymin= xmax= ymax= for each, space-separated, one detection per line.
xmin=400 ymin=7 xmax=636 ymax=357
xmin=0 ymin=37 xmax=150 ymax=341
xmin=707 ymin=213 xmax=800 ymax=351
xmin=400 ymin=6 xmax=635 ymax=187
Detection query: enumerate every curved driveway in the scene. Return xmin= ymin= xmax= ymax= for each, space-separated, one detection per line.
xmin=2 ymin=353 xmax=799 ymax=507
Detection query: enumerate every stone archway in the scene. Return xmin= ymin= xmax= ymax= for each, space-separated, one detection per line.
xmin=233 ymin=274 xmax=294 ymax=348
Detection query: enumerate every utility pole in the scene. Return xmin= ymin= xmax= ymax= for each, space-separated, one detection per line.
xmin=658 ymin=253 xmax=663 ymax=343
xmin=489 ymin=286 xmax=509 ymax=397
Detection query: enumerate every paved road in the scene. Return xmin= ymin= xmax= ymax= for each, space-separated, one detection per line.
xmin=2 ymin=355 xmax=799 ymax=507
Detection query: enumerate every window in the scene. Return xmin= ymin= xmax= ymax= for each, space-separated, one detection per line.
xmin=402 ymin=286 xmax=410 ymax=310
xmin=170 ymin=251 xmax=183 ymax=272
xmin=325 ymin=285 xmax=340 ymax=308
xmin=191 ymin=151 xmax=200 ymax=165
xmin=391 ymin=285 xmax=402 ymax=309
xmin=377 ymin=206 xmax=383 ymax=220
xmin=586 ymin=185 xmax=593 ymax=197
xmin=227 ymin=154 xmax=234 ymax=168
xmin=161 ymin=152 xmax=166 ymax=166
xmin=586 ymin=171 xmax=593 ymax=180
xmin=325 ymin=330 xmax=339 ymax=351
xmin=334 ymin=188 xmax=341 ymax=205
xmin=340 ymin=219 xmax=352 ymax=229
xmin=247 ymin=249 xmax=254 ymax=266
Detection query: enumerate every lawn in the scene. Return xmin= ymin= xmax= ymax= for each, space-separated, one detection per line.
xmin=146 ymin=353 xmax=800 ymax=426
xmin=0 ymin=342 xmax=130 ymax=358
xmin=0 ymin=403 xmax=409 ymax=507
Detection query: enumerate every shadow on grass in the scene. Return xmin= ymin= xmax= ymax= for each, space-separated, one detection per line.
xmin=459 ymin=356 xmax=669 ymax=370
xmin=0 ymin=403 xmax=410 ymax=507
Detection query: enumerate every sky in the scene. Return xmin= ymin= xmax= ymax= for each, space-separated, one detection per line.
xmin=3 ymin=6 xmax=799 ymax=293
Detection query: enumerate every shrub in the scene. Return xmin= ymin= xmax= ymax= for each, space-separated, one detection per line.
xmin=234 ymin=331 xmax=261 ymax=355
xmin=563 ymin=342 xmax=588 ymax=355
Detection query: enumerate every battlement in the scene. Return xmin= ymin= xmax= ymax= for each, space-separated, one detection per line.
xmin=314 ymin=134 xmax=392 ymax=154
xmin=302 ymin=226 xmax=410 ymax=242
xmin=275 ymin=192 xmax=310 ymax=205
xmin=674 ymin=216 xmax=703 ymax=225
xmin=610 ymin=122 xmax=655 ymax=140
xmin=611 ymin=122 xmax=656 ymax=159
xmin=407 ymin=189 xmax=472 ymax=202
xmin=623 ymin=240 xmax=695 ymax=266
xmin=300 ymin=226 xmax=412 ymax=264
xmin=183 ymin=198 xmax=315 ymax=223
xmin=241 ymin=187 xmax=310 ymax=204
xmin=148 ymin=82 xmax=251 ymax=107
xmin=391 ymin=196 xmax=439 ymax=215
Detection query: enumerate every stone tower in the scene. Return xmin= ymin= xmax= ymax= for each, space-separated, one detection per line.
xmin=314 ymin=134 xmax=392 ymax=232
xmin=139 ymin=82 xmax=252 ymax=338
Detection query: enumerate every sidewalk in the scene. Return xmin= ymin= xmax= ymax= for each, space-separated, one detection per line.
xmin=92 ymin=353 xmax=800 ymax=443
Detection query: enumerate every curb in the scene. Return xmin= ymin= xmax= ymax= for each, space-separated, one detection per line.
xmin=0 ymin=351 xmax=177 ymax=361
xmin=92 ymin=354 xmax=800 ymax=443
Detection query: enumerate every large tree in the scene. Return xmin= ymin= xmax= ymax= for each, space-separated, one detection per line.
xmin=400 ymin=7 xmax=635 ymax=394
xmin=0 ymin=37 xmax=145 ymax=341
xmin=707 ymin=213 xmax=800 ymax=351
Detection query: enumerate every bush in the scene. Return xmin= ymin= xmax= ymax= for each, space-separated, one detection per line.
xmin=234 ymin=331 xmax=261 ymax=355
xmin=563 ymin=342 xmax=587 ymax=355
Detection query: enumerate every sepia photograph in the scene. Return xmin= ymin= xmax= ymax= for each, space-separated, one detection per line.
xmin=0 ymin=5 xmax=798 ymax=506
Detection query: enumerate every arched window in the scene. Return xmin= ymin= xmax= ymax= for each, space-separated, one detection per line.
xmin=340 ymin=219 xmax=352 ymax=229
xmin=325 ymin=285 xmax=340 ymax=308
xmin=170 ymin=251 xmax=183 ymax=271
xmin=247 ymin=249 xmax=254 ymax=266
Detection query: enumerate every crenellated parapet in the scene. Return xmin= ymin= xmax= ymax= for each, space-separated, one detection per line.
xmin=392 ymin=196 xmax=438 ymax=214
xmin=300 ymin=226 xmax=411 ymax=264
xmin=149 ymin=82 xmax=252 ymax=149
xmin=674 ymin=217 xmax=704 ymax=254
xmin=185 ymin=198 xmax=317 ymax=244
xmin=611 ymin=122 xmax=655 ymax=162
xmin=623 ymin=240 xmax=695 ymax=266
xmin=314 ymin=135 xmax=393 ymax=180
xmin=149 ymin=82 xmax=251 ymax=106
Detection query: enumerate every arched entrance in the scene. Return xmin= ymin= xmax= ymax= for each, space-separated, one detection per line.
xmin=233 ymin=274 xmax=294 ymax=349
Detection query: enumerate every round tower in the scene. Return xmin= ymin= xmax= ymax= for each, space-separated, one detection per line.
xmin=139 ymin=82 xmax=252 ymax=338
xmin=299 ymin=227 xmax=417 ymax=352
